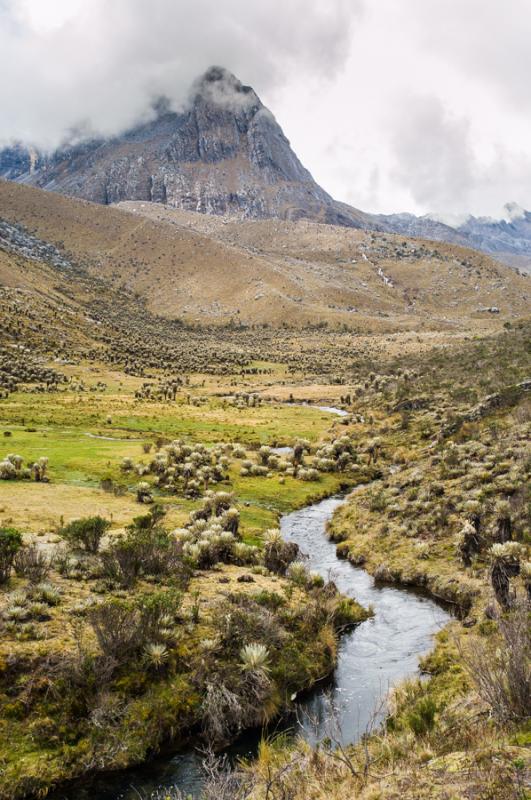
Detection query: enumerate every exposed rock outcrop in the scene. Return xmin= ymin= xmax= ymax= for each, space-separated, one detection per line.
xmin=0 ymin=67 xmax=367 ymax=227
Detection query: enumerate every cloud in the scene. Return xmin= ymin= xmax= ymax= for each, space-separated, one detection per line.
xmin=0 ymin=0 xmax=362 ymax=149
xmin=405 ymin=0 xmax=531 ymax=112
xmin=383 ymin=92 xmax=531 ymax=219
xmin=388 ymin=95 xmax=475 ymax=212
xmin=2 ymin=0 xmax=531 ymax=219
xmin=277 ymin=0 xmax=531 ymax=218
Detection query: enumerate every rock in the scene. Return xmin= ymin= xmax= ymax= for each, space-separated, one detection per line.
xmin=0 ymin=67 xmax=365 ymax=229
xmin=392 ymin=397 xmax=429 ymax=412
xmin=0 ymin=219 xmax=73 ymax=270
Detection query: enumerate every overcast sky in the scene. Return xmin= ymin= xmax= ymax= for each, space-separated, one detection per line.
xmin=1 ymin=0 xmax=530 ymax=220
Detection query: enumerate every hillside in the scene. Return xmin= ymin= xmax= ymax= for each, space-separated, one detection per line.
xmin=116 ymin=198 xmax=531 ymax=328
xmin=1 ymin=180 xmax=529 ymax=337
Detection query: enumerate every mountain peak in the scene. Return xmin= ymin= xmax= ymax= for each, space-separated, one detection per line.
xmin=503 ymin=201 xmax=526 ymax=223
xmin=0 ymin=67 xmax=365 ymax=226
xmin=191 ymin=65 xmax=260 ymax=111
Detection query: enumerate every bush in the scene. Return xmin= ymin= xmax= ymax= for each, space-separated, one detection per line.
xmin=13 ymin=544 xmax=50 ymax=584
xmin=30 ymin=582 xmax=61 ymax=606
xmin=87 ymin=591 xmax=181 ymax=660
xmin=102 ymin=525 xmax=186 ymax=588
xmin=263 ymin=530 xmax=298 ymax=575
xmin=101 ymin=538 xmax=143 ymax=588
xmin=0 ymin=528 xmax=23 ymax=584
xmin=253 ymin=590 xmax=286 ymax=610
xmin=201 ymin=682 xmax=244 ymax=744
xmin=136 ymin=481 xmax=153 ymax=503
xmin=129 ymin=504 xmax=166 ymax=531
xmin=405 ymin=696 xmax=437 ymax=736
xmin=59 ymin=516 xmax=111 ymax=553
xmin=461 ymin=600 xmax=530 ymax=723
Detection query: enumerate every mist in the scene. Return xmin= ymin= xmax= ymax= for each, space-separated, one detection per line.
xmin=2 ymin=0 xmax=531 ymax=218
xmin=0 ymin=0 xmax=361 ymax=149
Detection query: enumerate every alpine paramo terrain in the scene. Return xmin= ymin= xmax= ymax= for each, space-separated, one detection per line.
xmin=0 ymin=62 xmax=529 ymax=800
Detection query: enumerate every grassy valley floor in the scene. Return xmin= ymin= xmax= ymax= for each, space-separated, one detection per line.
xmin=0 ymin=319 xmax=529 ymax=800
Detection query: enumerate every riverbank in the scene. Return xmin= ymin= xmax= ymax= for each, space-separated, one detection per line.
xmin=231 ymin=327 xmax=531 ymax=799
xmin=1 ymin=324 xmax=529 ymax=800
xmin=47 ymin=492 xmax=453 ymax=800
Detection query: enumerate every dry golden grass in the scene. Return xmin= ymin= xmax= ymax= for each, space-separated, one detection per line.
xmin=1 ymin=180 xmax=529 ymax=328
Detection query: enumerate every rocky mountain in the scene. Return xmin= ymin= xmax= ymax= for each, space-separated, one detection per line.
xmin=0 ymin=67 xmax=367 ymax=228
xmin=2 ymin=67 xmax=531 ymax=273
xmin=375 ymin=204 xmax=531 ymax=275
xmin=457 ymin=205 xmax=531 ymax=273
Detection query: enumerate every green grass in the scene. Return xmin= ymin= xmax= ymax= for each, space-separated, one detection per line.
xmin=0 ymin=427 xmax=145 ymax=487
xmin=234 ymin=471 xmax=348 ymax=543
xmin=0 ymin=391 xmax=348 ymax=541
xmin=1 ymin=394 xmax=335 ymax=445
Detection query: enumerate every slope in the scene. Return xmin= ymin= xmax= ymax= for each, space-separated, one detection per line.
xmin=1 ymin=180 xmax=530 ymax=333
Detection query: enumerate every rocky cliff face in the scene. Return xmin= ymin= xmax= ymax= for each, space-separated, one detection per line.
xmin=0 ymin=67 xmax=365 ymax=227
xmin=3 ymin=66 xmax=530 ymax=271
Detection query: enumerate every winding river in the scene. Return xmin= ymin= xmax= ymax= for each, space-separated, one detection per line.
xmin=57 ymin=491 xmax=451 ymax=800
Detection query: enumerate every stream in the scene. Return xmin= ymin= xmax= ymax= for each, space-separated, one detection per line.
xmin=55 ymin=492 xmax=451 ymax=800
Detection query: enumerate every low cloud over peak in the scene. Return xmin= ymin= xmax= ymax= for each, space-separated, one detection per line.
xmin=2 ymin=0 xmax=531 ymax=219
xmin=0 ymin=0 xmax=361 ymax=149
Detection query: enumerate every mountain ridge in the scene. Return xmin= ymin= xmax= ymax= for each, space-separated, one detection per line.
xmin=0 ymin=66 xmax=368 ymax=229
xmin=1 ymin=66 xmax=531 ymax=272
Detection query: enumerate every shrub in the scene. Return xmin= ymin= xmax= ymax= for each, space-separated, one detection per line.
xmin=489 ymin=542 xmax=523 ymax=609
xmin=129 ymin=504 xmax=166 ymax=532
xmin=253 ymin=590 xmax=286 ymax=610
xmin=263 ymin=530 xmax=298 ymax=575
xmin=240 ymin=643 xmax=270 ymax=672
xmin=14 ymin=544 xmax=50 ymax=584
xmin=287 ymin=562 xmax=311 ymax=588
xmin=461 ymin=600 xmax=530 ymax=722
xmin=30 ymin=582 xmax=61 ymax=606
xmin=0 ymin=528 xmax=23 ymax=584
xmin=144 ymin=642 xmax=169 ymax=670
xmin=406 ymin=696 xmax=438 ymax=736
xmin=0 ymin=460 xmax=17 ymax=480
xmin=136 ymin=481 xmax=153 ymax=503
xmin=59 ymin=516 xmax=111 ymax=553
xmin=101 ymin=538 xmax=143 ymax=588
xmin=88 ymin=591 xmax=181 ymax=660
xmin=201 ymin=682 xmax=244 ymax=744
xmin=102 ymin=526 xmax=186 ymax=588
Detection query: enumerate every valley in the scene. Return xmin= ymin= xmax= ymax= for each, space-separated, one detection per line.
xmin=0 ymin=69 xmax=529 ymax=800
xmin=0 ymin=247 xmax=529 ymax=797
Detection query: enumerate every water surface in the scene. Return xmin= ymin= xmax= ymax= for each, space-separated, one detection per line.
xmin=51 ymin=493 xmax=450 ymax=799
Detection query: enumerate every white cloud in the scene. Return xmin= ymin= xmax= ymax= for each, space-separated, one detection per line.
xmin=1 ymin=0 xmax=531 ymax=217
xmin=0 ymin=0 xmax=361 ymax=148
xmin=271 ymin=0 xmax=531 ymax=217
